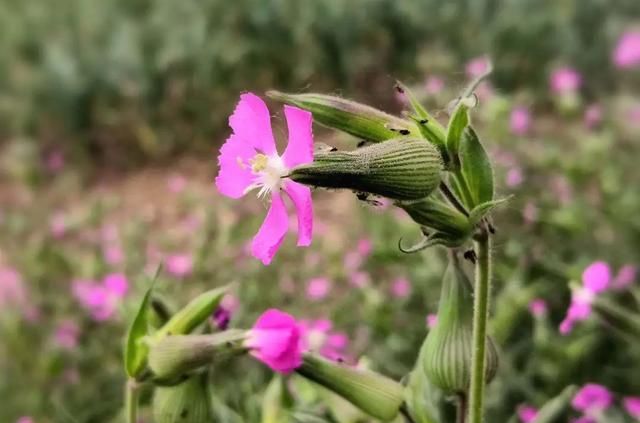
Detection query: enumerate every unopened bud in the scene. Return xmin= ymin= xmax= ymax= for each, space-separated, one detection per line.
xmin=153 ymin=372 xmax=212 ymax=423
xmin=148 ymin=331 xmax=246 ymax=380
xmin=297 ymin=353 xmax=403 ymax=421
xmin=290 ymin=138 xmax=442 ymax=201
xmin=267 ymin=91 xmax=417 ymax=142
xmin=418 ymin=255 xmax=498 ymax=393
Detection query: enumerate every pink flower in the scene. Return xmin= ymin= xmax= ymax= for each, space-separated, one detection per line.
xmin=613 ymin=30 xmax=640 ymax=69
xmin=517 ymin=404 xmax=538 ymax=423
xmin=528 ymin=299 xmax=547 ymax=317
xmin=357 ymin=238 xmax=373 ymax=257
xmin=72 ymin=274 xmax=128 ymax=321
xmin=46 ymin=150 xmax=65 ymax=173
xmin=426 ymin=313 xmax=438 ymax=329
xmin=550 ymin=67 xmax=582 ymax=94
xmin=572 ymin=384 xmax=613 ymax=414
xmin=103 ymin=244 xmax=124 ymax=266
xmin=613 ymin=265 xmax=636 ymax=290
xmin=0 ymin=266 xmax=27 ymax=309
xmin=16 ymin=417 xmax=34 ymax=423
xmin=510 ymin=107 xmax=531 ymax=136
xmin=582 ymin=261 xmax=611 ymax=293
xmin=584 ymin=104 xmax=602 ymax=129
xmin=215 ymin=93 xmax=314 ymax=265
xmin=165 ymin=253 xmax=193 ymax=278
xmin=300 ymin=319 xmax=349 ymax=361
xmin=506 ymin=167 xmax=524 ymax=188
xmin=245 ymin=309 xmax=303 ymax=373
xmin=466 ymin=56 xmax=490 ymax=79
xmin=623 ymin=396 xmax=640 ymax=419
xmin=349 ymin=271 xmax=370 ymax=288
xmin=523 ymin=202 xmax=539 ymax=225
xmin=391 ymin=277 xmax=411 ymax=298
xmin=425 ymin=76 xmax=445 ymax=94
xmin=306 ymin=277 xmax=331 ymax=301
xmin=54 ymin=319 xmax=80 ymax=349
xmin=167 ymin=174 xmax=187 ymax=193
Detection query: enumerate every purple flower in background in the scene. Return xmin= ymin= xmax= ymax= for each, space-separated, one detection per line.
xmin=613 ymin=265 xmax=636 ymax=290
xmin=45 ymin=150 xmax=65 ymax=173
xmin=506 ymin=167 xmax=524 ymax=188
xmin=300 ymin=319 xmax=349 ymax=361
xmin=529 ymin=299 xmax=547 ymax=318
xmin=245 ymin=309 xmax=303 ymax=374
xmin=582 ymin=261 xmax=611 ymax=293
xmin=572 ymin=384 xmax=613 ymax=414
xmin=391 ymin=277 xmax=411 ymax=298
xmin=165 ymin=253 xmax=193 ymax=278
xmin=550 ymin=67 xmax=582 ymax=94
xmin=517 ymin=404 xmax=538 ymax=423
xmin=426 ymin=313 xmax=438 ymax=329
xmin=466 ymin=55 xmax=490 ymax=78
xmin=306 ymin=277 xmax=331 ymax=301
xmin=73 ymin=273 xmax=129 ymax=321
xmin=623 ymin=396 xmax=640 ymax=419
xmin=584 ymin=104 xmax=603 ymax=129
xmin=613 ymin=30 xmax=640 ymax=69
xmin=510 ymin=107 xmax=531 ymax=136
xmin=212 ymin=307 xmax=232 ymax=330
xmin=425 ymin=76 xmax=445 ymax=94
xmin=559 ymin=262 xmax=610 ymax=334
xmin=54 ymin=319 xmax=80 ymax=349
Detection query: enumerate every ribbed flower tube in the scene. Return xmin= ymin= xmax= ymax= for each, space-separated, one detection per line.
xmin=418 ymin=254 xmax=498 ymax=394
xmin=152 ymin=372 xmax=212 ymax=423
xmin=289 ymin=138 xmax=443 ymax=201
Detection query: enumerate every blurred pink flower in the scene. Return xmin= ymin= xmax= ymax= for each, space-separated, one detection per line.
xmin=550 ymin=67 xmax=582 ymax=94
xmin=425 ymin=76 xmax=445 ymax=94
xmin=245 ymin=309 xmax=303 ymax=373
xmin=517 ymin=404 xmax=538 ymax=423
xmin=582 ymin=261 xmax=611 ymax=293
xmin=613 ymin=265 xmax=636 ymax=290
xmin=300 ymin=319 xmax=349 ymax=361
xmin=528 ymin=299 xmax=547 ymax=318
xmin=73 ymin=274 xmax=128 ymax=321
xmin=551 ymin=175 xmax=573 ymax=205
xmin=613 ymin=30 xmax=640 ymax=69
xmin=623 ymin=396 xmax=640 ymax=419
xmin=559 ymin=262 xmax=610 ymax=334
xmin=426 ymin=313 xmax=438 ymax=329
xmin=510 ymin=107 xmax=531 ymax=136
xmin=45 ymin=150 xmax=65 ymax=173
xmin=572 ymin=384 xmax=613 ymax=414
xmin=49 ymin=212 xmax=67 ymax=238
xmin=103 ymin=244 xmax=124 ymax=266
xmin=344 ymin=251 xmax=364 ymax=271
xmin=165 ymin=253 xmax=193 ymax=278
xmin=506 ymin=167 xmax=524 ymax=188
xmin=357 ymin=238 xmax=373 ymax=257
xmin=221 ymin=294 xmax=240 ymax=313
xmin=466 ymin=56 xmax=490 ymax=79
xmin=475 ymin=81 xmax=494 ymax=102
xmin=54 ymin=319 xmax=80 ymax=349
xmin=523 ymin=202 xmax=539 ymax=225
xmin=215 ymin=93 xmax=314 ymax=265
xmin=391 ymin=277 xmax=411 ymax=298
xmin=349 ymin=271 xmax=370 ymax=288
xmin=16 ymin=417 xmax=34 ymax=423
xmin=167 ymin=174 xmax=187 ymax=193
xmin=584 ymin=104 xmax=602 ymax=129
xmin=306 ymin=277 xmax=331 ymax=301
xmin=0 ymin=266 xmax=27 ymax=309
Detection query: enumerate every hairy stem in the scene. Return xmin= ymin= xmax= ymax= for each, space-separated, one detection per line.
xmin=468 ymin=230 xmax=491 ymax=423
xmin=125 ymin=379 xmax=140 ymax=423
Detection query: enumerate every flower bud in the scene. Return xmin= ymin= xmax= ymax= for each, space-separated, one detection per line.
xmin=418 ymin=255 xmax=498 ymax=394
xmin=297 ymin=353 xmax=403 ymax=421
xmin=289 ymin=138 xmax=443 ymax=201
xmin=267 ymin=91 xmax=418 ymax=142
xmin=148 ymin=331 xmax=246 ymax=380
xmin=152 ymin=372 xmax=212 ymax=423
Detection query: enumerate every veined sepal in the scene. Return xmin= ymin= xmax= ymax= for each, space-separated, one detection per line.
xmin=296 ymin=353 xmax=404 ymax=421
xmin=289 ymin=138 xmax=443 ymax=201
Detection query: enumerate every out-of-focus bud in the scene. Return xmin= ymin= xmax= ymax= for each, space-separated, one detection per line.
xmin=267 ymin=91 xmax=417 ymax=142
xmin=296 ymin=353 xmax=403 ymax=421
xmin=152 ymin=372 xmax=212 ymax=423
xmin=418 ymin=254 xmax=498 ymax=393
xmin=154 ymin=286 xmax=228 ymax=340
xmin=289 ymin=138 xmax=443 ymax=201
xmin=148 ymin=331 xmax=246 ymax=380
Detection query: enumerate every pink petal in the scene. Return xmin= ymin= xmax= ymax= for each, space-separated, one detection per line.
xmin=582 ymin=261 xmax=611 ymax=293
xmin=282 ymin=105 xmax=314 ymax=168
xmin=251 ymin=193 xmax=289 ymax=265
xmin=229 ymin=92 xmax=276 ymax=155
xmin=283 ymin=181 xmax=313 ymax=246
xmin=215 ymin=134 xmax=256 ymax=199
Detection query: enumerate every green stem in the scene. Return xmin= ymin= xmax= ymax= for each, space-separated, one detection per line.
xmin=125 ymin=379 xmax=140 ymax=423
xmin=468 ymin=231 xmax=491 ymax=423
xmin=457 ymin=393 xmax=467 ymax=423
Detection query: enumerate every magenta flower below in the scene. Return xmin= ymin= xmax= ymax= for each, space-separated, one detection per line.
xmin=165 ymin=253 xmax=194 ymax=278
xmin=517 ymin=404 xmax=538 ymax=423
xmin=426 ymin=313 xmax=438 ymax=329
xmin=528 ymin=299 xmax=547 ymax=318
xmin=623 ymin=396 xmax=640 ymax=419
xmin=572 ymin=383 xmax=613 ymax=414
xmin=582 ymin=261 xmax=611 ymax=293
xmin=466 ymin=55 xmax=490 ymax=79
xmin=245 ymin=308 xmax=303 ymax=374
xmin=391 ymin=277 xmax=411 ymax=298
xmin=72 ymin=273 xmax=129 ymax=321
xmin=613 ymin=30 xmax=640 ymax=69
xmin=550 ymin=67 xmax=582 ymax=94
xmin=510 ymin=106 xmax=531 ymax=136
xmin=300 ymin=319 xmax=349 ymax=361
xmin=215 ymin=92 xmax=314 ymax=265
xmin=306 ymin=277 xmax=331 ymax=301
xmin=559 ymin=261 xmax=610 ymax=334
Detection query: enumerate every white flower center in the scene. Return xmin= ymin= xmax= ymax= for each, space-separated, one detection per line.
xmin=240 ymin=153 xmax=288 ymax=198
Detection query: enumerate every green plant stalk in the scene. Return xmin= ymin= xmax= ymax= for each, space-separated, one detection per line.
xmin=125 ymin=379 xmax=140 ymax=423
xmin=468 ymin=231 xmax=491 ymax=423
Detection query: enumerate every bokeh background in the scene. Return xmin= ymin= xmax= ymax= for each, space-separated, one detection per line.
xmin=1 ymin=1 xmax=640 ymax=422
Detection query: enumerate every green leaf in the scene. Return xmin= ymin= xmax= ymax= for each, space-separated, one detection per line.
xmin=459 ymin=126 xmax=494 ymax=207
xmin=395 ymin=81 xmax=446 ymax=150
xmin=533 ymin=385 xmax=577 ymax=423
xmin=403 ymin=369 xmax=442 ymax=423
xmin=445 ymin=103 xmax=469 ymax=167
xmin=468 ymin=197 xmax=512 ymax=226
xmin=124 ymin=281 xmax=155 ymax=378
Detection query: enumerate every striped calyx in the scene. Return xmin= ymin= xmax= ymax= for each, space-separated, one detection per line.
xmin=152 ymin=372 xmax=212 ymax=423
xmin=418 ymin=255 xmax=498 ymax=394
xmin=289 ymin=138 xmax=443 ymax=201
